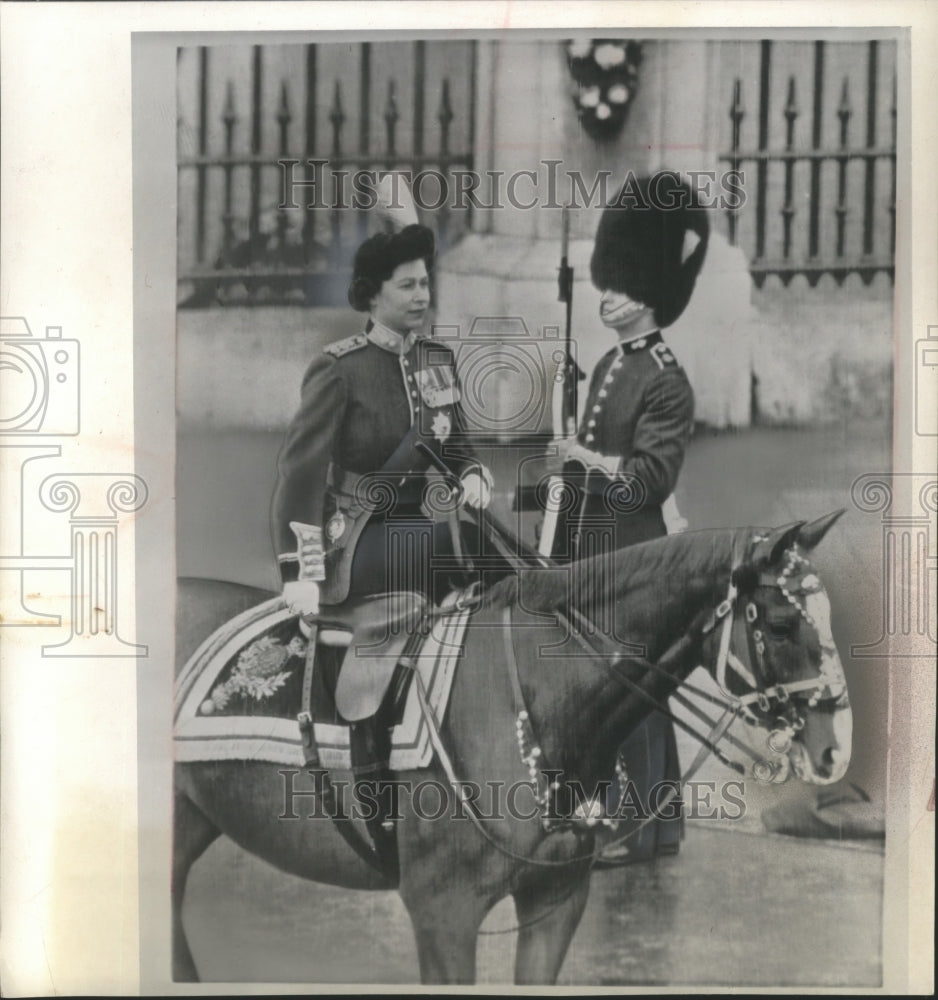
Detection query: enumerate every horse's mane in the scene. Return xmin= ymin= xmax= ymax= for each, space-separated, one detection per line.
xmin=482 ymin=526 xmax=745 ymax=613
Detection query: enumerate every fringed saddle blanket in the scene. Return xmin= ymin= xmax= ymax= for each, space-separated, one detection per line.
xmin=174 ymin=597 xmax=471 ymax=770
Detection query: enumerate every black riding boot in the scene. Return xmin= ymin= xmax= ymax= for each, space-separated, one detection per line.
xmin=349 ymin=712 xmax=400 ymax=878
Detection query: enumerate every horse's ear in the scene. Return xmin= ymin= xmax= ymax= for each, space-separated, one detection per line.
xmin=797 ymin=509 xmax=845 ymax=550
xmin=750 ymin=521 xmax=806 ymax=567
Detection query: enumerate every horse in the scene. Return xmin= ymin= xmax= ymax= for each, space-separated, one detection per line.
xmin=173 ymin=511 xmax=852 ymax=985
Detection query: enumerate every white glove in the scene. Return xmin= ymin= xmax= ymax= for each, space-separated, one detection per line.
xmin=460 ymin=470 xmax=492 ymax=509
xmin=283 ymin=579 xmax=320 ymax=617
xmin=550 ymin=437 xmax=574 ymax=462
xmin=565 ymin=441 xmax=620 ymax=476
xmin=662 ymin=494 xmax=688 ymax=534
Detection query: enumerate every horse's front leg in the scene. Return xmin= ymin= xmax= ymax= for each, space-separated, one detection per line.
xmin=400 ymin=888 xmax=489 ymax=984
xmin=512 ymin=870 xmax=591 ymax=985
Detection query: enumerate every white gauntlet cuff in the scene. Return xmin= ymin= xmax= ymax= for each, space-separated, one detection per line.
xmin=289 ymin=521 xmax=326 ymax=581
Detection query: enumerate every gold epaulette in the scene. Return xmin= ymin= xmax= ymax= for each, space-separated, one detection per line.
xmin=323 ymin=334 xmax=368 ymax=358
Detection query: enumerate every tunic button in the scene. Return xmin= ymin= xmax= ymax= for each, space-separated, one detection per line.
xmin=598 ymin=389 xmax=608 ymax=398
xmin=604 ymin=374 xmax=614 ymax=384
xmin=585 ymin=434 xmax=595 ymax=443
xmin=411 ymin=390 xmax=418 ymax=397
xmin=592 ymin=405 xmax=601 ymax=413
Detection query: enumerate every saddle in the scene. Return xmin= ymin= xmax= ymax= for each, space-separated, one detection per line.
xmin=298 ymin=590 xmax=431 ymax=882
xmin=315 ymin=590 xmax=428 ymax=722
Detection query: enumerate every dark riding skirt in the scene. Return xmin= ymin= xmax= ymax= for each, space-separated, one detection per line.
xmin=347 ymin=507 xmax=481 ymax=604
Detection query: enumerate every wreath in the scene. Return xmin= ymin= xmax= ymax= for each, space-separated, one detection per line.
xmin=566 ymin=39 xmax=643 ymax=142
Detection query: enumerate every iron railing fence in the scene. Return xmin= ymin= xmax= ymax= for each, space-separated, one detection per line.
xmin=178 ymin=41 xmax=477 ymax=307
xmin=719 ymin=39 xmax=896 ymax=288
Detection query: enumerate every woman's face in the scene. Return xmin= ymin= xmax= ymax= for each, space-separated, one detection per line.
xmin=370 ymin=258 xmax=431 ymax=334
xmin=598 ymin=288 xmax=651 ymax=330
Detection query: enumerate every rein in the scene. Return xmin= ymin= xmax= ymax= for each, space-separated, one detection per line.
xmin=381 ymin=446 xmax=845 ymax=872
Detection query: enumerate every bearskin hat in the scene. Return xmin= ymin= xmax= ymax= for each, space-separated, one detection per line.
xmin=590 ymin=172 xmax=710 ymax=328
xmin=348 ymin=223 xmax=435 ymax=312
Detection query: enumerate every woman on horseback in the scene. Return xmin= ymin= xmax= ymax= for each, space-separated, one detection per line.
xmin=553 ymin=172 xmax=710 ymax=863
xmin=272 ymin=221 xmax=492 ymax=618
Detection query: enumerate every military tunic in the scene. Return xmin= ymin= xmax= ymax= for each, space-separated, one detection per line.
xmin=551 ymin=329 xmax=694 ymax=558
xmin=272 ymin=322 xmax=485 ymax=605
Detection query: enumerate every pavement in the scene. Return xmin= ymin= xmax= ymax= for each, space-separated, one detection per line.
xmin=183 ymin=824 xmax=883 ymax=985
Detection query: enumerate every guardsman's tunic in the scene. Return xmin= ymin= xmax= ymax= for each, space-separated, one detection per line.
xmin=272 ymin=321 xmax=487 ymax=605
xmin=552 ymin=329 xmax=694 ymax=559
xmin=553 ymin=328 xmax=693 ymax=859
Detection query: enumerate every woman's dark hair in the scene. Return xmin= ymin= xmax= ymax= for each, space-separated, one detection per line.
xmin=347 ymin=224 xmax=436 ymax=312
xmin=590 ymin=172 xmax=710 ymax=328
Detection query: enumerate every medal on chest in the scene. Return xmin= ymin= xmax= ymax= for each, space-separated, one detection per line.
xmin=431 ymin=410 xmax=452 ymax=442
xmin=326 ymin=511 xmax=346 ymax=542
xmin=417 ymin=365 xmax=459 ymax=408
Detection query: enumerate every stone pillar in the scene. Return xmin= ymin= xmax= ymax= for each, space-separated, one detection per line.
xmin=437 ymin=38 xmax=754 ymax=435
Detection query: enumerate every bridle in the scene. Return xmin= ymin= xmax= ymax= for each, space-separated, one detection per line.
xmin=704 ymin=538 xmax=849 ymax=766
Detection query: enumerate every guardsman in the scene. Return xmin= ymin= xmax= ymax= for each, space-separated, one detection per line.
xmin=556 ymin=172 xmax=710 ymax=864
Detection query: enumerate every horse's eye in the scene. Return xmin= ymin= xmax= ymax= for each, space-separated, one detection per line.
xmin=767 ymin=619 xmax=795 ymax=640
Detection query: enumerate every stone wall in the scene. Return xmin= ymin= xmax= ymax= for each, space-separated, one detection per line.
xmin=748 ymin=273 xmax=894 ymax=425
xmin=176 ymin=262 xmax=894 ymax=433
xmin=176 ymin=306 xmax=361 ymax=431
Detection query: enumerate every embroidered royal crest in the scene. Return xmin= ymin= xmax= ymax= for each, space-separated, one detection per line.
xmin=417 ymin=366 xmax=458 ymax=408
xmin=200 ymin=634 xmax=307 ymax=715
xmin=431 ymin=411 xmax=452 ymax=442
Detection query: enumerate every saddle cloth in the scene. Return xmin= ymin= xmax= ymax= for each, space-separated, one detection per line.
xmin=174 ymin=596 xmax=471 ymax=770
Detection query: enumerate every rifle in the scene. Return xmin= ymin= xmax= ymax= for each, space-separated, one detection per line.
xmin=537 ymin=205 xmax=584 ymax=556
xmin=555 ymin=204 xmax=580 ymax=439
xmin=511 ymin=206 xmax=585 ymax=529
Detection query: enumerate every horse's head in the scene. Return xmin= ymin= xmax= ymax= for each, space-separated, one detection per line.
xmin=704 ymin=510 xmax=852 ymax=786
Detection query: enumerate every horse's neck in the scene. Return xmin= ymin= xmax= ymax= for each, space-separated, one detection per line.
xmin=519 ymin=529 xmax=741 ymax=792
